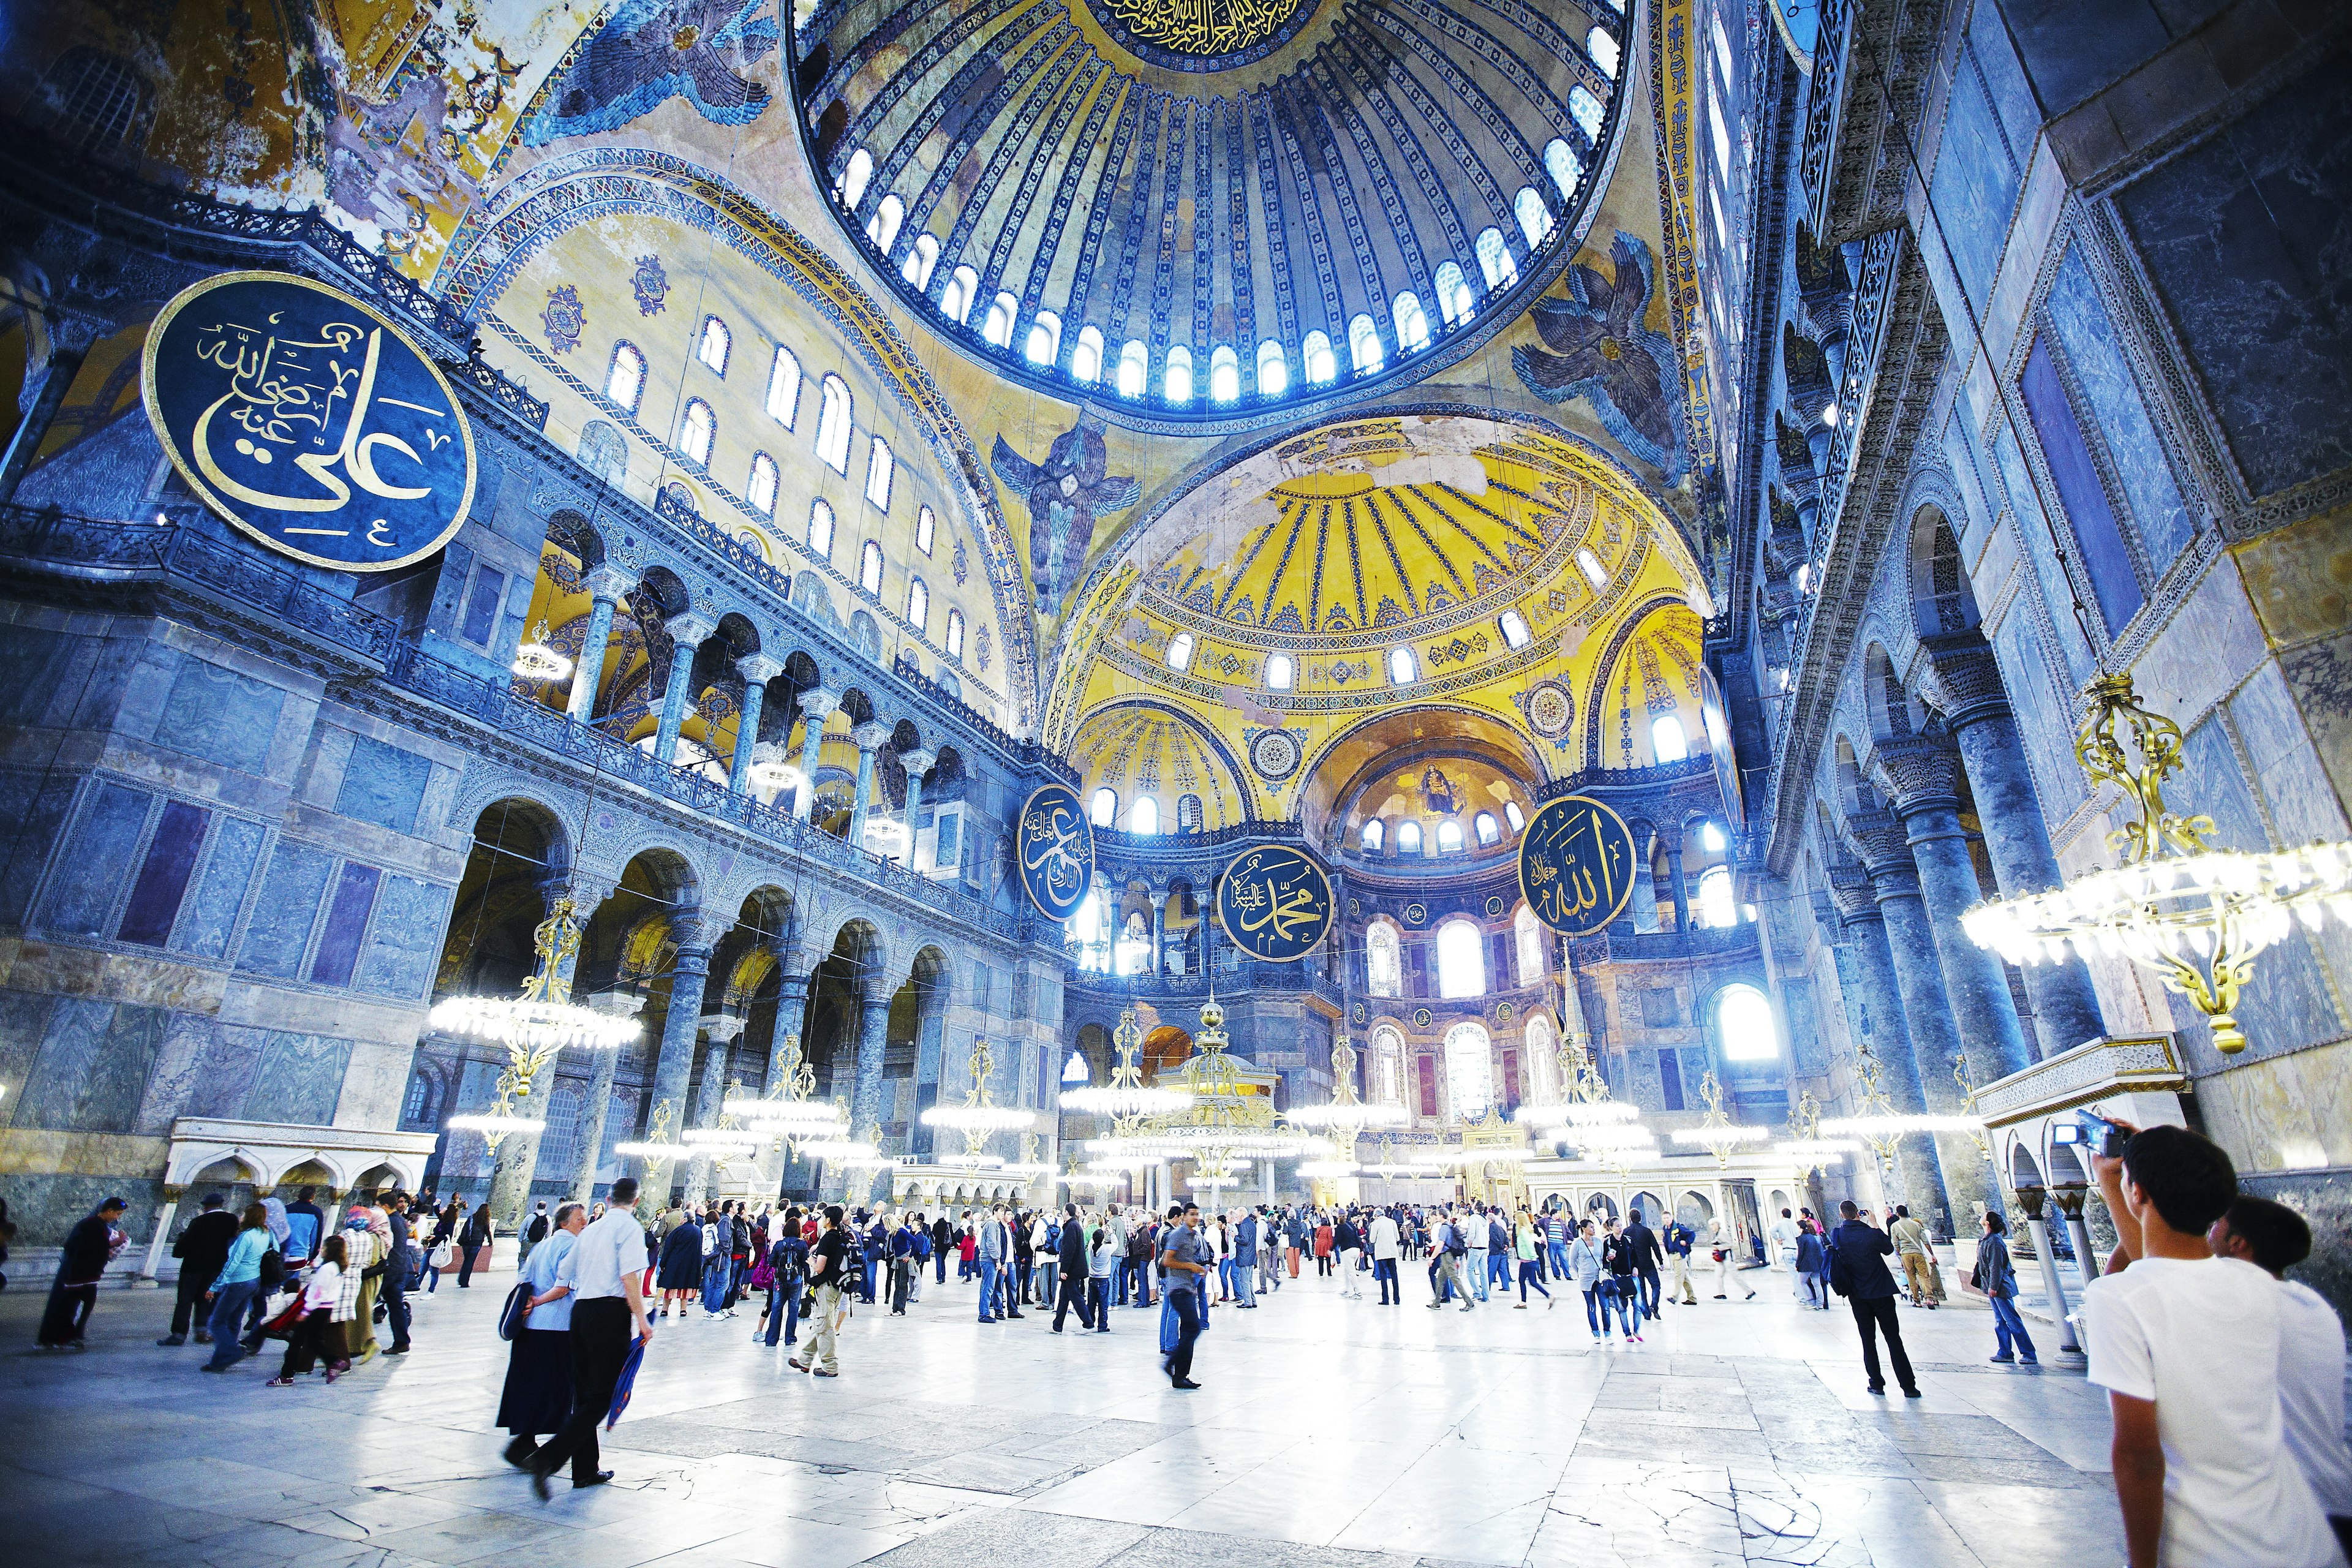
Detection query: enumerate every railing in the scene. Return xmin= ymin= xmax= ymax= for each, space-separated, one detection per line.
xmin=1799 ymin=0 xmax=1850 ymax=236
xmin=1094 ymin=818 xmax=1305 ymax=856
xmin=1795 ymin=225 xmax=1902 ymax=655
xmin=1533 ymin=755 xmax=1716 ymax=801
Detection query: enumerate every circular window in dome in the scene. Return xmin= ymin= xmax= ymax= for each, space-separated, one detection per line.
xmin=1084 ymin=0 xmax=1318 ymax=70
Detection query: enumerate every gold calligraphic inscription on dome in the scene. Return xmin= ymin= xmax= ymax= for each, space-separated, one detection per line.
xmin=1217 ymin=844 xmax=1334 ymax=962
xmin=1085 ymin=0 xmax=1313 ymax=67
xmin=1017 ymin=782 xmax=1096 ymax=921
xmin=141 ymin=271 xmax=477 ymax=572
xmin=1520 ymin=794 xmax=1637 ymax=937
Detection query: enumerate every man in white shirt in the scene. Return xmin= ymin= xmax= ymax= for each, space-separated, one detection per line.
xmin=529 ymin=1177 xmax=653 ymax=1501
xmin=1768 ymin=1208 xmax=1800 ymax=1297
xmin=2209 ymin=1194 xmax=2352 ymax=1559
xmin=2081 ymin=1125 xmax=2336 ymax=1568
xmin=1369 ymin=1210 xmax=1401 ymax=1305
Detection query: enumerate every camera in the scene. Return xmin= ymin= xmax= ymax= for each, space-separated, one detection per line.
xmin=2073 ymin=1110 xmax=2129 ymax=1159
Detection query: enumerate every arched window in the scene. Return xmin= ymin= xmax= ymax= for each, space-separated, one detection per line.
xmin=866 ymin=192 xmax=903 ymax=252
xmin=605 ymin=342 xmax=646 ymax=413
xmin=1388 ymin=645 xmax=1415 ymax=685
xmin=1651 ymin=713 xmax=1689 ymax=763
xmin=1715 ymin=982 xmax=1779 ymax=1061
xmin=1438 ymin=919 xmax=1487 ymax=998
xmin=1302 ymin=330 xmax=1337 ymax=385
xmin=676 ymin=398 xmax=715 ymax=465
xmin=1498 ymin=609 xmax=1530 ymax=649
xmin=1072 ymin=326 xmax=1104 ymax=384
xmin=1349 ymin=314 xmax=1383 ymax=372
xmin=1544 ymin=139 xmax=1581 ymax=203
xmin=1090 ymin=786 xmax=1117 ymax=827
xmin=914 ymin=506 xmax=937 ymax=557
xmin=1588 ymin=25 xmax=1620 ymax=77
xmin=1514 ymin=904 xmax=1544 ymax=984
xmin=1434 ymin=261 xmax=1474 ymax=326
xmin=747 ymin=452 xmax=778 ymax=516
xmin=1696 ymin=865 xmax=1736 ymax=928
xmin=1475 ymin=812 xmax=1499 ymax=846
xmin=1265 ymin=652 xmax=1293 ymax=690
xmin=902 ymin=233 xmax=940 ymax=290
xmin=1362 ymin=818 xmax=1384 ymax=853
xmin=401 ymin=1067 xmax=440 ymax=1127
xmin=815 ymin=374 xmax=853 ymax=473
xmin=1178 ymin=793 xmax=1203 ymax=832
xmin=766 ymin=345 xmax=800 ymax=427
xmin=905 ymin=576 xmax=929 ymax=633
xmin=1257 ymin=339 xmax=1289 ymax=396
xmin=697 ymin=315 xmax=731 ymax=375
xmin=1393 ymin=292 xmax=1429 ymax=351
xmin=1469 ymin=236 xmax=1513 ymax=307
xmin=1165 ymin=631 xmax=1195 ymax=673
xmin=1523 ymin=1011 xmax=1558 ymax=1101
xmin=1437 ymin=819 xmax=1464 ymax=853
xmin=807 ymin=499 xmax=836 ymax=558
xmin=1577 ymin=546 xmax=1608 ymax=587
xmin=942 ymin=265 xmax=979 ymax=324
xmin=1373 ymin=1026 xmax=1404 ymax=1106
xmin=1164 ymin=345 xmax=1194 ymax=403
xmin=1700 ymin=820 xmax=1727 ymax=853
xmin=1117 ymin=339 xmax=1148 ymax=398
xmin=944 ymin=606 xmax=965 ymax=660
xmin=1444 ymin=1020 xmax=1495 ymax=1115
xmin=1515 ymin=186 xmax=1552 ymax=247
xmin=1367 ymin=922 xmax=1401 ymax=996
xmin=1131 ymin=796 xmax=1159 ymax=835
xmin=1209 ymin=344 xmax=1240 ymax=403
xmin=1398 ymin=820 xmax=1423 ymax=854
xmin=865 ymin=437 xmax=894 ymax=508
xmin=981 ymin=292 xmax=1016 ymax=349
xmin=1569 ymin=86 xmax=1604 ymax=142
xmin=859 ymin=539 xmax=884 ymax=595
xmin=1025 ymin=310 xmax=1061 ymax=368
xmin=838 ymin=147 xmax=873 ymax=208
xmin=1504 ymin=801 xmax=1525 ymax=833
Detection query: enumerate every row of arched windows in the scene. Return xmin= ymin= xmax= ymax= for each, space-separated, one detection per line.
xmin=1359 ymin=799 xmax=1526 ymax=858
xmin=1085 ymin=788 xmax=1205 ymax=835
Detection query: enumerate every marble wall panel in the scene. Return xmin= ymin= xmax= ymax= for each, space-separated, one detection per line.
xmin=2045 ymin=243 xmax=2195 ymax=569
xmin=247 ymin=1031 xmax=352 ymax=1126
xmin=353 ymin=874 xmax=451 ymax=1001
xmin=173 ymin=814 xmax=266 ymax=960
xmin=13 ymin=998 xmax=166 ymax=1132
xmin=235 ymin=840 xmax=332 ymax=980
xmin=0 ymin=988 xmax=59 ymax=1101
xmin=41 ymin=780 xmax=149 ymax=938
xmin=334 ymin=1037 xmax=415 ymax=1129
xmin=152 ymin=657 xmax=287 ymax=776
xmin=1929 ymin=54 xmax=2021 ymax=317
xmin=118 ymin=799 xmax=209 ymax=948
xmin=132 ymin=1011 xmax=219 ymax=1136
xmin=334 ymin=734 xmax=434 ymax=834
xmin=307 ymin=862 xmax=382 ymax=987
xmin=1991 ymin=418 xmax=2098 ymax=685
xmin=0 ymin=624 xmax=87 ymax=729
xmin=0 ymin=772 xmax=76 ymax=925
xmin=183 ymin=1023 xmax=268 ymax=1119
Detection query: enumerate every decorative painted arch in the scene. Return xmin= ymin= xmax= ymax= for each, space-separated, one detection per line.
xmin=1581 ymin=590 xmax=1700 ymax=770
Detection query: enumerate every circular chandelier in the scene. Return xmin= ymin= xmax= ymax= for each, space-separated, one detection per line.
xmin=1298 ymin=1159 xmax=1360 ymax=1180
xmin=726 ymin=1095 xmax=847 ymax=1131
xmin=1668 ymin=1071 xmax=1770 ymax=1165
xmin=921 ymin=1104 xmax=1039 ymax=1133
xmin=1284 ymin=1035 xmax=1409 ymax=1132
xmin=1964 ymin=671 xmax=2352 ymax=1055
xmin=1060 ymin=1084 xmax=1193 ymax=1117
xmin=447 ymin=1111 xmax=544 ymax=1136
xmin=509 ymin=619 xmax=574 ymax=682
xmin=797 ymin=1134 xmax=881 ymax=1161
xmin=612 ymin=1139 xmax=683 ymax=1161
xmin=1777 ymin=1137 xmax=1862 ymax=1160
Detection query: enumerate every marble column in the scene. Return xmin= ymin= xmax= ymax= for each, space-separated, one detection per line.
xmin=1921 ymin=633 xmax=2108 ymax=1058
xmin=729 ymin=653 xmax=783 ymax=796
xmin=897 ymin=748 xmax=935 ymax=865
xmin=0 ymin=315 xmax=95 ymax=503
xmin=848 ymin=720 xmax=891 ymax=850
xmin=652 ymin=612 xmax=717 ymax=767
xmin=484 ymin=875 xmax=597 ymax=1235
xmin=1875 ymin=737 xmax=2033 ymax=1085
xmin=1849 ymin=811 xmax=2002 ymax=1219
xmin=571 ymin=993 xmax=640 ymax=1201
xmin=1825 ymin=867 xmax=1955 ymax=1229
xmin=793 ymin=687 xmax=841 ymax=821
xmin=845 ymin=971 xmax=894 ymax=1202
xmin=1665 ymin=844 xmax=1691 ymax=937
xmin=684 ymin=1012 xmax=746 ymax=1206
xmin=565 ymin=564 xmax=635 ymax=724
xmin=767 ymin=940 xmax=815 ymax=1088
xmin=638 ymin=910 xmax=721 ymax=1209
xmin=1148 ymin=889 xmax=1169 ymax=975
xmin=1630 ymin=832 xmax=1660 ymax=933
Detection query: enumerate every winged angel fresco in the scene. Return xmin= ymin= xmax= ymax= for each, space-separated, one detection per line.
xmin=524 ymin=0 xmax=778 ymax=145
xmin=1511 ymin=231 xmax=1689 ymax=486
xmin=991 ymin=420 xmax=1141 ymax=618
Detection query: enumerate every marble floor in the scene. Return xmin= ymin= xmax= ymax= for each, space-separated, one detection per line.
xmin=0 ymin=1261 xmax=2122 ymax=1567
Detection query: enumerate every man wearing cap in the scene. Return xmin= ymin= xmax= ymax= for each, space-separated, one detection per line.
xmin=39 ymin=1196 xmax=127 ymax=1349
xmin=159 ymin=1193 xmax=238 ymax=1347
xmin=529 ymin=1177 xmax=652 ymax=1499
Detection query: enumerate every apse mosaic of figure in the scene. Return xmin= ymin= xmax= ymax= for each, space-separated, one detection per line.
xmin=1512 ymin=232 xmax=1690 ymax=486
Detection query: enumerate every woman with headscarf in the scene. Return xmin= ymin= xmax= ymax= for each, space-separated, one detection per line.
xmin=336 ymin=1207 xmax=385 ymax=1367
xmin=654 ymin=1207 xmax=703 ymax=1318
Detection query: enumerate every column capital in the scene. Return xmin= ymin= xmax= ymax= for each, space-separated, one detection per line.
xmin=1871 ymin=736 xmax=1967 ymax=821
xmin=1918 ymin=631 xmax=2015 ymax=732
xmin=703 ymin=1011 xmax=748 ymax=1045
xmin=667 ymin=908 xmax=726 ymax=956
xmin=1826 ymin=865 xmax=1880 ymax=921
xmin=851 ymin=720 xmax=892 ymax=752
xmin=583 ymin=563 xmax=636 ymax=601
xmin=1846 ymin=807 xmax=1921 ymax=894
xmin=665 ymin=611 xmax=719 ymax=647
xmin=898 ymin=748 xmax=937 ymax=776
xmin=737 ymin=651 xmax=785 ymax=685
xmin=799 ymin=685 xmax=843 ymax=716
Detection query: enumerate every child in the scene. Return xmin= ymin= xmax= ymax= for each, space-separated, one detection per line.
xmin=268 ymin=1234 xmax=347 ymax=1385
xmin=1088 ymin=1226 xmax=1117 ymax=1333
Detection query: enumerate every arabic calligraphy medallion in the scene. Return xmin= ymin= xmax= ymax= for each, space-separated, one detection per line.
xmin=1216 ymin=843 xmax=1333 ymax=962
xmin=1518 ymin=794 xmax=1637 ymax=937
xmin=1016 ymin=782 xmax=1095 ymax=921
xmin=141 ymin=271 xmax=477 ymax=573
xmin=1085 ymin=0 xmax=1316 ymax=70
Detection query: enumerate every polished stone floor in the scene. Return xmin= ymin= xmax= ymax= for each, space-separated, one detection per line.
xmin=0 ymin=1259 xmax=2122 ymax=1567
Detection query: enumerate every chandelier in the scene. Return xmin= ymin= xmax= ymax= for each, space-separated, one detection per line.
xmin=1517 ymin=1041 xmax=1642 ymax=1132
xmin=1358 ymin=1138 xmax=1427 ymax=1181
xmin=724 ymin=1031 xmax=850 ymax=1158
xmin=437 ymin=896 xmax=641 ymax=1149
xmin=1963 ymin=671 xmax=2352 ymax=1055
xmin=1283 ymin=1034 xmax=1410 ymax=1133
xmin=1776 ymin=1091 xmax=1860 ymax=1174
xmin=1059 ymin=1010 xmax=1194 ymax=1118
xmin=1668 ymin=1071 xmax=1771 ymax=1164
xmin=509 ymin=619 xmax=574 ymax=682
xmin=920 ymin=1037 xmax=1041 ymax=1140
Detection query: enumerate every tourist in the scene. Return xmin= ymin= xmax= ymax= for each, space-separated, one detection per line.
xmin=1600 ymin=1216 xmax=1643 ymax=1341
xmin=37 ymin=1194 xmax=127 ymax=1351
xmin=1709 ymin=1217 xmax=1755 ymax=1300
xmin=701 ymin=1205 xmax=731 ymax=1318
xmin=1313 ymin=1213 xmax=1334 ymax=1277
xmin=335 ymin=1206 xmax=385 ymax=1368
xmin=520 ymin=1200 xmax=551 ymax=1262
xmin=1623 ymin=1207 xmax=1664 ymax=1317
xmin=499 ymin=1201 xmax=584 ymax=1465
xmin=1793 ymin=1222 xmax=1828 ymax=1310
xmin=198 ymin=1204 xmax=273 ymax=1371
xmin=1159 ymin=1202 xmax=1209 ymax=1389
xmin=529 ymin=1176 xmax=653 ymax=1497
xmin=1087 ymin=1224 xmax=1115 ymax=1332
xmin=1888 ymin=1205 xmax=1942 ymax=1308
xmin=654 ymin=1207 xmax=701 ymax=1317
xmin=1256 ymin=1208 xmax=1280 ymax=1297
xmin=976 ymin=1203 xmax=1006 ymax=1323
xmin=956 ymin=1218 xmax=977 ymax=1281
xmin=1569 ymin=1218 xmax=1607 ymax=1341
xmin=1011 ymin=1207 xmax=1035 ymax=1306
xmin=421 ymin=1200 xmax=456 ymax=1294
xmin=1284 ymin=1208 xmax=1306 ymax=1278
xmin=377 ymin=1193 xmax=416 ymax=1355
xmin=1959 ymin=1212 xmax=2036 ymax=1365
xmin=1335 ymin=1212 xmax=1364 ymax=1298
xmin=266 ymin=1234 xmax=347 ymax=1386
xmin=1429 ymin=1209 xmax=1475 ymax=1311
xmin=758 ymin=1206 xmax=807 ymax=1347
xmin=1368 ymin=1207 xmax=1400 ymax=1305
xmin=1825 ymin=1200 xmax=1918 ymax=1397
xmin=1513 ymin=1210 xmax=1552 ymax=1308
xmin=2084 ymin=1124 xmax=2335 ymax=1567
xmin=158 ymin=1193 xmax=238 ymax=1347
xmin=1770 ymin=1207 xmax=1802 ymax=1298
xmin=1664 ymin=1215 xmax=1698 ymax=1305
xmin=1463 ymin=1204 xmax=1491 ymax=1303
xmin=793 ymin=1205 xmax=850 ymax=1378
xmin=890 ymin=1213 xmax=918 ymax=1315
xmin=458 ymin=1199 xmax=492 ymax=1287
xmin=2208 ymin=1195 xmax=2352 ymax=1556
xmin=283 ymin=1188 xmax=324 ymax=1268
xmin=1052 ymin=1203 xmax=1093 ymax=1331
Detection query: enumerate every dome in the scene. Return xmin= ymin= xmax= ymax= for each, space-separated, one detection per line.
xmin=792 ymin=0 xmax=1630 ymax=427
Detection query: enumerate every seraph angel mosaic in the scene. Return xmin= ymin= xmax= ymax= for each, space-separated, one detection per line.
xmin=1512 ymin=231 xmax=1689 ymax=486
xmin=990 ymin=419 xmax=1140 ymax=618
xmin=524 ymin=0 xmax=778 ymax=146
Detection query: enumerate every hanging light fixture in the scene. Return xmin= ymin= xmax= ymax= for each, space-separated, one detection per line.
xmin=1962 ymin=672 xmax=2352 ymax=1055
xmin=1060 ymin=1009 xmax=1194 ymax=1117
xmin=920 ymin=1037 xmax=1035 ymax=1172
xmin=1668 ymin=1071 xmax=1771 ymax=1164
xmin=510 ymin=618 xmax=575 ymax=682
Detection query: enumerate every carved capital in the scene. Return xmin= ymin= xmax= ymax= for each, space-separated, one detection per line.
xmin=737 ymin=652 xmax=785 ymax=685
xmin=898 ymin=748 xmax=938 ymax=777
xmin=667 ymin=908 xmax=726 ymax=957
xmin=1918 ymin=632 xmax=2013 ymax=731
xmin=583 ymin=564 xmax=636 ymax=602
xmin=665 ymin=611 xmax=719 ymax=649
xmin=851 ymin=721 xmax=892 ymax=752
xmin=1826 ymin=865 xmax=1880 ymax=921
xmin=1871 ymin=736 xmax=1966 ymax=818
xmin=798 ymin=686 xmax=843 ymax=716
xmin=703 ymin=1011 xmax=748 ymax=1045
xmin=1845 ymin=807 xmax=1917 ymax=888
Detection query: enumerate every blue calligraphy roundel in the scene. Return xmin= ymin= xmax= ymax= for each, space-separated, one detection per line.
xmin=1016 ymin=783 xmax=1096 ymax=922
xmin=142 ymin=271 xmax=478 ymax=573
xmin=1519 ymin=794 xmax=1638 ymax=937
xmin=1216 ymin=844 xmax=1334 ymax=963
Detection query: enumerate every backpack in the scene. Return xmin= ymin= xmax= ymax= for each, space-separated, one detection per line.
xmin=1444 ymin=1223 xmax=1466 ymax=1258
xmin=257 ymin=1248 xmax=286 ymax=1291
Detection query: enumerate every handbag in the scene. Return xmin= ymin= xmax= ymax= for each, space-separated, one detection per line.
xmin=497 ymin=1280 xmax=533 ymax=1341
xmin=429 ymin=1241 xmax=455 ymax=1270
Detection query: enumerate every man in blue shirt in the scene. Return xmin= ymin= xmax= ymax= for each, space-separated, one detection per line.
xmin=502 ymin=1202 xmax=584 ymax=1469
xmin=1159 ymin=1203 xmax=1210 ymax=1389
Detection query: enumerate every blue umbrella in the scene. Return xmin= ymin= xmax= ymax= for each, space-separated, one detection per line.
xmin=606 ymin=1336 xmax=647 ymax=1430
